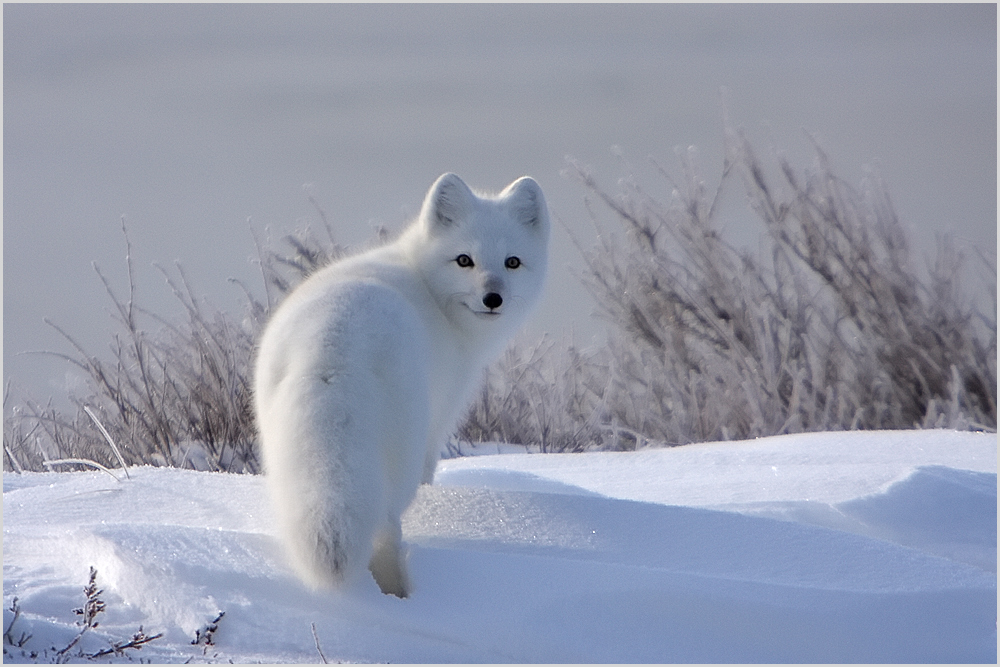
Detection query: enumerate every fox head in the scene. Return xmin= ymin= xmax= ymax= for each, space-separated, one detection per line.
xmin=411 ymin=173 xmax=550 ymax=334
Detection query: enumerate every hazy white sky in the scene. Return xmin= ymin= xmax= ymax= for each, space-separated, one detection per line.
xmin=4 ymin=3 xmax=996 ymax=406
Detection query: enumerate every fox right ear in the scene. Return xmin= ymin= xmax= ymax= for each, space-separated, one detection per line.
xmin=501 ymin=176 xmax=549 ymax=234
xmin=421 ymin=173 xmax=474 ymax=230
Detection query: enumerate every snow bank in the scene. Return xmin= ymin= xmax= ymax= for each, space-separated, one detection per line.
xmin=4 ymin=429 xmax=996 ymax=663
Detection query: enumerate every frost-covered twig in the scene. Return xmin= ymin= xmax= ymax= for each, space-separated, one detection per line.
xmin=3 ymin=598 xmax=31 ymax=649
xmin=85 ymin=627 xmax=163 ymax=660
xmin=43 ymin=458 xmax=123 ymax=482
xmin=311 ymin=622 xmax=329 ymax=664
xmin=83 ymin=405 xmax=129 ymax=479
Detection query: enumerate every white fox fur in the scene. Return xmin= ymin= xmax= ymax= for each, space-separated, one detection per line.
xmin=253 ymin=173 xmax=550 ymax=596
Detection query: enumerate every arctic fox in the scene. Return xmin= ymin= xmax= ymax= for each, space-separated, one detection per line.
xmin=254 ymin=173 xmax=550 ymax=597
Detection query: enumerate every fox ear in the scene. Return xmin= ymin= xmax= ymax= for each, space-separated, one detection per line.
xmin=502 ymin=176 xmax=549 ymax=233
xmin=422 ymin=173 xmax=474 ymax=230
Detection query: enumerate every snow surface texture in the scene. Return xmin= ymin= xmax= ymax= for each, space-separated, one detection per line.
xmin=3 ymin=430 xmax=996 ymax=663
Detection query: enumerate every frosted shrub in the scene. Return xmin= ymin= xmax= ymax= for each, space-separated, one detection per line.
xmin=457 ymin=336 xmax=612 ymax=452
xmin=4 ymin=135 xmax=995 ymax=472
xmin=2 ymin=226 xmax=262 ymax=473
xmin=559 ymin=130 xmax=996 ymax=445
xmin=1 ymin=216 xmax=344 ymax=474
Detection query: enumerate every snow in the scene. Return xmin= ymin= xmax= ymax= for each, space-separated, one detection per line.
xmin=4 ymin=429 xmax=996 ymax=663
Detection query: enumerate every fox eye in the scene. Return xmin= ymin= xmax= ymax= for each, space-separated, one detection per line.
xmin=455 ymin=254 xmax=474 ymax=268
xmin=505 ymin=256 xmax=521 ymax=269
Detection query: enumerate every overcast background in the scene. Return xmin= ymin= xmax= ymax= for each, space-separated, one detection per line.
xmin=4 ymin=3 xmax=996 ymax=408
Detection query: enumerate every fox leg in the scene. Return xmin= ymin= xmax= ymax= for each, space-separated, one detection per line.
xmin=369 ymin=518 xmax=409 ymax=597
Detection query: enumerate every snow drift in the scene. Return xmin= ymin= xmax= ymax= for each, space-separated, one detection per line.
xmin=3 ymin=429 xmax=996 ymax=663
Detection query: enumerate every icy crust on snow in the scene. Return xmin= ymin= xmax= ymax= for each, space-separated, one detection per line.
xmin=436 ymin=428 xmax=996 ymax=505
xmin=436 ymin=429 xmax=998 ymax=574
xmin=4 ymin=429 xmax=997 ymax=663
xmin=405 ymin=485 xmax=993 ymax=593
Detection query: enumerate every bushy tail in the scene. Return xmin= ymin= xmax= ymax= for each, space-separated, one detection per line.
xmin=269 ymin=463 xmax=354 ymax=590
xmin=257 ymin=378 xmax=383 ymax=591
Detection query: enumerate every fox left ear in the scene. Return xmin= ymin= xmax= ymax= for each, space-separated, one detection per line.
xmin=422 ymin=173 xmax=475 ymax=231
xmin=502 ymin=176 xmax=550 ymax=234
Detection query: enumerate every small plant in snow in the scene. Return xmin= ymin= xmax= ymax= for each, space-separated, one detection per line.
xmin=4 ymin=567 xmax=163 ymax=663
xmin=191 ymin=611 xmax=225 ymax=649
xmin=51 ymin=566 xmax=106 ymax=661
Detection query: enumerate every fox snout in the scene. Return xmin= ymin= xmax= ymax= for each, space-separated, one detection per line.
xmin=482 ymin=292 xmax=503 ymax=310
xmin=481 ymin=275 xmax=506 ymax=311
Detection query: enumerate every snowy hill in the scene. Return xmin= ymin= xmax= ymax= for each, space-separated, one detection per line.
xmin=3 ymin=429 xmax=996 ymax=663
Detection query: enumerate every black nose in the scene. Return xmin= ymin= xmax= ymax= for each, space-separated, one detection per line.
xmin=483 ymin=292 xmax=503 ymax=310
